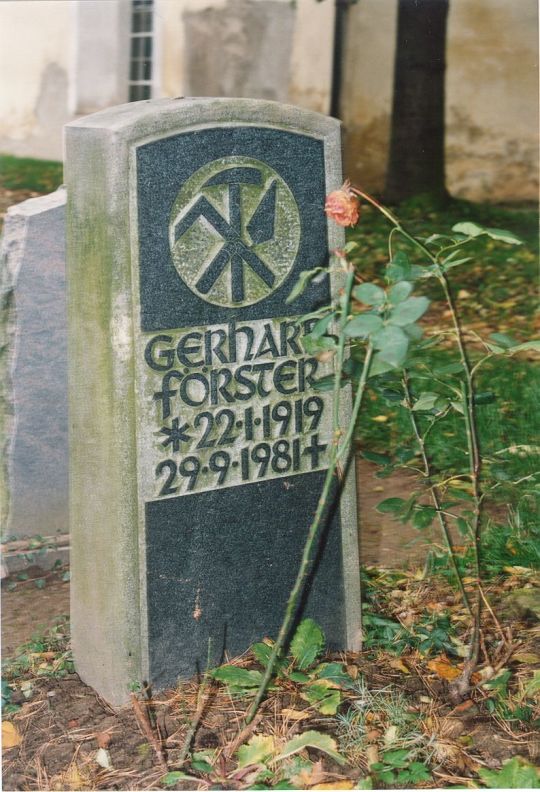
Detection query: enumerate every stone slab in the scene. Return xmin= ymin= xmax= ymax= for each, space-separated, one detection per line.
xmin=1 ymin=189 xmax=69 ymax=558
xmin=65 ymin=98 xmax=361 ymax=705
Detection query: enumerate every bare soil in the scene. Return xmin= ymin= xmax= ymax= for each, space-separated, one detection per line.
xmin=3 ymin=574 xmax=538 ymax=791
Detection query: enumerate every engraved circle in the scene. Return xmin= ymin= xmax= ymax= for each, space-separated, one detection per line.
xmin=169 ymin=156 xmax=301 ymax=307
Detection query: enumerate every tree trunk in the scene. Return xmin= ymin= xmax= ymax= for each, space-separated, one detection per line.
xmin=384 ymin=0 xmax=450 ymax=204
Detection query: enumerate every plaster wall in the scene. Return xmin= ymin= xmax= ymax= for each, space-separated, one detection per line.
xmin=341 ymin=0 xmax=539 ymax=201
xmin=288 ymin=0 xmax=335 ymax=114
xmin=0 ymin=0 xmax=72 ymax=160
xmin=446 ymin=0 xmax=539 ymax=202
xmin=157 ymin=0 xmax=333 ymax=110
xmin=182 ymin=0 xmax=295 ymax=103
xmin=341 ymin=0 xmax=397 ymax=191
xmin=73 ymin=0 xmax=131 ymax=114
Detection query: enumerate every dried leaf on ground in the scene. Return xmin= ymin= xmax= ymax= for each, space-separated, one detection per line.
xmin=58 ymin=762 xmax=93 ymax=791
xmin=2 ymin=721 xmax=22 ymax=749
xmin=281 ymin=708 xmax=310 ymax=721
xmin=427 ymin=658 xmax=462 ymax=680
xmin=389 ymin=658 xmax=410 ymax=674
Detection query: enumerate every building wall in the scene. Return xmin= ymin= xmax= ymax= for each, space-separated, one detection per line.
xmin=73 ymin=1 xmax=132 ymax=114
xmin=341 ymin=0 xmax=539 ymax=201
xmin=341 ymin=0 xmax=397 ymax=193
xmin=0 ymin=0 xmax=72 ymax=159
xmin=446 ymin=0 xmax=539 ymax=202
xmin=0 ymin=0 xmax=537 ymax=201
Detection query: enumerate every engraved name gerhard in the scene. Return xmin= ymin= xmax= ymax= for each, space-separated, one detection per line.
xmin=140 ymin=316 xmax=334 ymax=499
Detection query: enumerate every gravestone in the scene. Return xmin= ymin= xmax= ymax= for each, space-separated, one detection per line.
xmin=65 ymin=97 xmax=361 ymax=705
xmin=1 ymin=188 xmax=69 ymax=569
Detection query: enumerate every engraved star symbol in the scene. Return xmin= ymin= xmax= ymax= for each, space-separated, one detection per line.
xmin=159 ymin=418 xmax=192 ymax=453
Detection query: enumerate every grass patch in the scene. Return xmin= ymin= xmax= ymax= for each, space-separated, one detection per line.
xmin=347 ymin=195 xmax=539 ymax=574
xmin=348 ymin=197 xmax=538 ymax=337
xmin=0 ymin=153 xmax=63 ymax=193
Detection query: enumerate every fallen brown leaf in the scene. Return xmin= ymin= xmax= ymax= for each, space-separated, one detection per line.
xmin=291 ymin=759 xmax=327 ymax=788
xmin=312 ymin=782 xmax=354 ymax=790
xmin=389 ymin=658 xmax=410 ymax=674
xmin=365 ymin=745 xmax=379 ymax=767
xmin=281 ymin=708 xmax=310 ymax=721
xmin=450 ymin=699 xmax=475 ymax=714
xmin=427 ymin=658 xmax=462 ymax=681
xmin=438 ymin=717 xmax=465 ymax=739
xmin=57 ymin=762 xmax=93 ymax=791
xmin=2 ymin=721 xmax=22 ymax=749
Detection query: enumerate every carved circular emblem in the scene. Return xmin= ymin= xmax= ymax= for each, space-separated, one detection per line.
xmin=169 ymin=156 xmax=301 ymax=307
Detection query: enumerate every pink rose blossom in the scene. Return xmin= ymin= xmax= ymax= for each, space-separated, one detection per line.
xmin=324 ymin=181 xmax=360 ymax=227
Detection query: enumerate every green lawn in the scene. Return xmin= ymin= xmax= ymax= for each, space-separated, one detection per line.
xmin=347 ymin=196 xmax=539 ymax=571
xmin=0 ymin=154 xmax=63 ymax=193
xmin=347 ymin=197 xmax=538 ymax=338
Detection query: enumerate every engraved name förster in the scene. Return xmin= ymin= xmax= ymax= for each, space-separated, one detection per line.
xmin=142 ymin=318 xmax=333 ymax=499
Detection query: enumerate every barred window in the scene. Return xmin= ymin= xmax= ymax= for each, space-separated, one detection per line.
xmin=129 ymin=0 xmax=153 ymax=101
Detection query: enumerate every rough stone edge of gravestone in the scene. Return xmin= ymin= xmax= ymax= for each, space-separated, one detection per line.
xmin=0 ymin=189 xmax=67 ymax=554
xmin=65 ymin=98 xmax=360 ymax=705
xmin=65 ymin=126 xmax=142 ymax=706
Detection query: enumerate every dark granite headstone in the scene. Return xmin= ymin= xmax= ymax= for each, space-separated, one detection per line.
xmin=66 ymin=98 xmax=360 ymax=704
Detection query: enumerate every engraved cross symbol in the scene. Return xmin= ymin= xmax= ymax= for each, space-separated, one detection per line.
xmin=172 ymin=167 xmax=277 ymax=303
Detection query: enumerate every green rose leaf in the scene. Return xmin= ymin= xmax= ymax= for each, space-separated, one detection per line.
xmin=451 ymin=221 xmax=485 ymax=238
xmin=368 ymin=353 xmax=397 ymax=378
xmin=302 ymin=334 xmax=337 ymax=354
xmin=413 ymin=506 xmax=437 ymax=530
xmin=372 ymin=326 xmax=409 ymax=368
xmin=376 ymin=497 xmax=407 ymax=514
xmin=310 ymin=312 xmax=335 ymax=339
xmin=412 ymin=392 xmax=441 ymax=411
xmin=386 ymin=251 xmax=411 ymax=282
xmin=442 ymin=256 xmax=472 ymax=272
xmin=353 ymin=283 xmax=386 ymax=306
xmin=388 ymin=296 xmax=430 ymax=327
xmin=311 ymin=374 xmax=338 ymax=392
xmin=451 ymin=222 xmax=523 ymax=245
xmin=344 ymin=314 xmax=384 ymax=338
xmin=388 ymin=282 xmax=413 ymax=305
xmin=286 ymin=267 xmax=326 ymax=303
xmin=508 ymin=340 xmax=540 ymax=353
